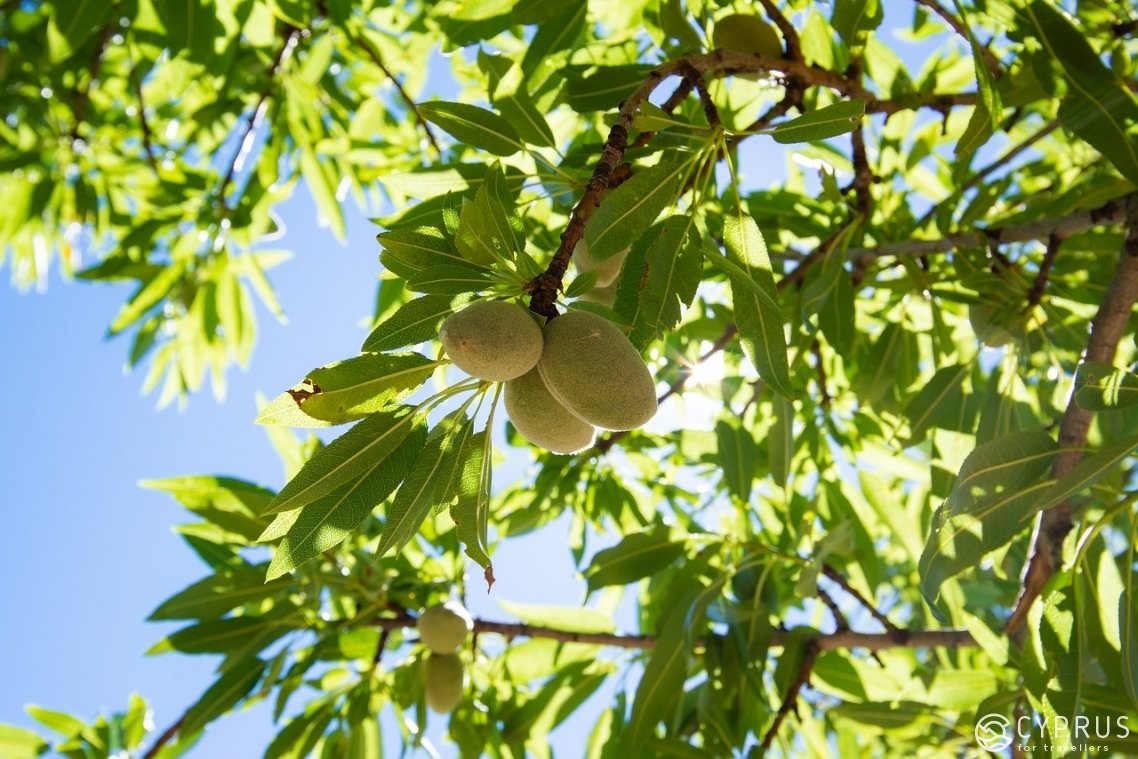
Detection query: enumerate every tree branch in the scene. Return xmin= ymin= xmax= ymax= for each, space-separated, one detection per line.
xmin=217 ymin=26 xmax=303 ymax=209
xmin=845 ymin=193 xmax=1136 ymax=263
xmin=353 ymin=31 xmax=441 ymax=157
xmin=759 ymin=639 xmax=819 ymax=752
xmin=1025 ymin=232 xmax=1063 ymax=310
xmin=820 ymin=564 xmax=899 ymax=634
xmin=914 ymin=0 xmax=1002 ymax=77
xmin=370 ymin=609 xmax=976 ymax=652
xmin=526 ymin=50 xmax=978 ymax=318
xmin=1005 ymin=198 xmax=1138 ymax=636
xmin=758 ymin=0 xmax=802 ymax=61
xmin=141 ymin=710 xmax=188 ymax=759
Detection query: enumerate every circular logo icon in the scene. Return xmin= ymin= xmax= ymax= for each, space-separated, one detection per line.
xmin=975 ymin=714 xmax=1012 ymax=752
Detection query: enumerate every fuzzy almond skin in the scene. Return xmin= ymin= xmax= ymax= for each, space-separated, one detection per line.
xmin=713 ymin=13 xmax=782 ymax=58
xmin=505 ymin=367 xmax=597 ymax=454
xmin=969 ymin=302 xmax=1016 ymax=348
xmin=574 ymin=239 xmax=629 ymax=288
xmin=424 ymin=653 xmax=465 ymax=713
xmin=537 ymin=311 xmax=657 ymax=431
xmin=418 ymin=602 xmax=473 ymax=654
xmin=439 ymin=301 xmax=543 ymax=381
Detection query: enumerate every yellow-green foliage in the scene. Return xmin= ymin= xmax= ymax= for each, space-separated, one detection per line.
xmin=505 ymin=367 xmax=597 ymax=454
xmin=424 ymin=653 xmax=465 ymax=713
xmin=440 ymin=301 xmax=543 ymax=381
xmin=538 ymin=311 xmax=657 ymax=431
xmin=417 ymin=602 xmax=472 ymax=654
xmin=969 ymin=302 xmax=1016 ymax=347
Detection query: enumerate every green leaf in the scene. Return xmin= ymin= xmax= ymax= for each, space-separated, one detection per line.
xmin=769 ymin=396 xmax=794 ymax=488
xmin=492 ymin=66 xmax=557 ymax=148
xmin=1074 ymin=362 xmax=1138 ymax=411
xmin=565 ymin=65 xmax=654 ymax=112
xmin=262 ymin=417 xmax=428 ymax=580
xmin=148 ymin=617 xmax=294 ymax=655
xmin=257 ymin=353 xmax=439 ymax=427
xmin=375 ymin=410 xmax=475 ymax=558
xmin=918 ymin=431 xmax=1059 ymax=617
xmin=716 ymin=417 xmax=757 ymax=501
xmin=406 ymin=265 xmax=493 ymax=295
xmin=419 ymin=101 xmax=521 ymax=156
xmin=1020 ymin=1 xmax=1138 ymax=185
xmin=141 ymin=476 xmax=273 ymax=543
xmin=497 ymin=600 xmax=616 ymax=635
xmin=455 ymin=168 xmax=521 ymax=266
xmin=721 ymin=213 xmax=793 ymax=399
xmin=148 ymin=564 xmax=292 ymax=620
xmin=771 ymin=100 xmax=866 ymax=144
xmin=904 ymin=363 xmax=970 ymax=443
xmin=180 ymin=656 xmax=266 ymax=737
xmin=300 ymin=151 xmax=345 ymax=241
xmin=832 ymin=0 xmax=882 ymax=45
xmin=585 ymin=527 xmax=686 ymax=591
xmin=361 ymin=293 xmax=473 ymax=352
xmin=520 ymin=3 xmax=587 ymax=80
xmin=265 ymin=405 xmax=422 ymax=514
xmin=48 ymin=0 xmax=109 ymax=60
xmin=586 ymin=162 xmax=685 ymax=264
xmin=451 ymin=429 xmax=493 ymax=570
xmin=108 ymin=261 xmax=185 ymax=335
xmin=0 ymin=724 xmax=47 ymax=759
xmin=626 ymin=215 xmax=701 ymax=348
xmin=377 ymin=227 xmax=480 ymax=277
xmin=23 ymin=707 xmax=88 ymax=740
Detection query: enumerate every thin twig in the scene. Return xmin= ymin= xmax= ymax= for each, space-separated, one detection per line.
xmin=759 ymin=639 xmax=819 ymax=752
xmin=132 ymin=65 xmax=159 ymax=171
xmin=354 ymin=31 xmax=441 ymax=156
xmin=821 ymin=564 xmax=899 ymax=634
xmin=141 ymin=710 xmax=188 ymax=759
xmin=846 ymin=193 xmax=1136 ymax=263
xmin=817 ymin=587 xmax=850 ymax=632
xmin=1025 ymin=232 xmax=1063 ymax=309
xmin=217 ymin=26 xmax=303 ymax=209
xmin=758 ymin=0 xmax=802 ymax=61
xmin=914 ymin=0 xmax=1002 ymax=77
xmin=1005 ymin=197 xmax=1138 ymax=636
xmin=916 ymin=118 xmax=1061 ymax=229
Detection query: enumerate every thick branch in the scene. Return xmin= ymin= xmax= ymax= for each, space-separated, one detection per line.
xmin=1005 ymin=200 xmax=1138 ymax=636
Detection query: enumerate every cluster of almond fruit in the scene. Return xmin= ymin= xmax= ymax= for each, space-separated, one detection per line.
xmin=438 ymin=267 xmax=656 ymax=454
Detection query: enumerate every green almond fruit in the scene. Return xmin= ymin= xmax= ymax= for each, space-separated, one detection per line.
xmin=505 ymin=367 xmax=597 ymax=454
xmin=424 ymin=653 xmax=465 ymax=714
xmin=439 ymin=300 xmax=543 ymax=382
xmin=574 ymin=239 xmax=629 ymax=288
xmin=537 ymin=311 xmax=657 ymax=431
xmin=417 ymin=601 xmax=473 ymax=654
xmin=713 ymin=13 xmax=783 ymax=58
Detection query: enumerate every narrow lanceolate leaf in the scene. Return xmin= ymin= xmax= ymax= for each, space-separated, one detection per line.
xmin=107 ymin=261 xmax=185 ymax=335
xmin=265 ymin=406 xmax=421 ymax=515
xmin=716 ymin=417 xmax=757 ymax=502
xmin=180 ymin=656 xmax=266 ymax=737
xmin=722 ymin=213 xmax=793 ymax=399
xmin=1032 ymin=435 xmax=1138 ymax=516
xmin=148 ymin=564 xmax=293 ymax=620
xmin=451 ymin=429 xmax=493 ymax=569
xmin=407 ymin=265 xmax=493 ymax=295
xmin=771 ymin=100 xmax=866 ymax=144
xmin=262 ymin=419 xmax=428 ymax=580
xmin=419 ymin=101 xmax=521 ymax=156
xmin=585 ymin=527 xmax=686 ymax=591
xmin=585 ymin=161 xmax=685 ymax=262
xmin=1075 ymin=362 xmax=1138 ymax=411
xmin=376 ymin=411 xmax=474 ymax=559
xmin=147 ymin=616 xmax=293 ymax=655
xmin=361 ymin=293 xmax=473 ymax=352
xmin=1020 ymin=2 xmax=1138 ymax=185
xmin=905 ymin=363 xmax=970 ymax=443
xmin=0 ymin=723 xmax=47 ymax=759
xmin=621 ymin=575 xmax=723 ymax=753
xmin=377 ymin=227 xmax=479 ymax=276
xmin=455 ymin=173 xmax=519 ymax=267
xmin=627 ymin=216 xmax=700 ymax=348
xmin=257 ymin=353 xmax=439 ymax=428
xmin=918 ymin=431 xmax=1059 ymax=618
